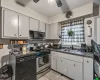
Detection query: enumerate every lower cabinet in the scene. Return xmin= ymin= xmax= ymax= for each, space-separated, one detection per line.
xmin=57 ymin=57 xmax=68 ymax=76
xmin=51 ymin=51 xmax=93 ymax=80
xmin=67 ymin=60 xmax=83 ymax=80
xmin=51 ymin=56 xmax=57 ymax=71
xmin=84 ymin=57 xmax=93 ymax=80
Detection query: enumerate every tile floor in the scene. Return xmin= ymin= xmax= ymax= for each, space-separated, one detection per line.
xmin=39 ymin=71 xmax=71 ymax=80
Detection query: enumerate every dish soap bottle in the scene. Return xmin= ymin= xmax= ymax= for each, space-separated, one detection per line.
xmin=22 ymin=45 xmax=27 ymax=54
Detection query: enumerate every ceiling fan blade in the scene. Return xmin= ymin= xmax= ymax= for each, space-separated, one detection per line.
xmin=55 ymin=0 xmax=70 ymax=13
xmin=60 ymin=0 xmax=70 ymax=13
xmin=15 ymin=0 xmax=31 ymax=6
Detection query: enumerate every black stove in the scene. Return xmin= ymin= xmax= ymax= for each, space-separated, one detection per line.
xmin=9 ymin=53 xmax=37 ymax=80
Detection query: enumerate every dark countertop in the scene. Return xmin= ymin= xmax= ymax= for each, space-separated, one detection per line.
xmin=51 ymin=49 xmax=94 ymax=58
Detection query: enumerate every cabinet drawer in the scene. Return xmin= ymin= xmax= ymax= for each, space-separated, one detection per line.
xmin=58 ymin=52 xmax=83 ymax=63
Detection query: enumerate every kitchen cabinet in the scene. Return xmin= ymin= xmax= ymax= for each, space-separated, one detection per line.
xmin=30 ymin=18 xmax=39 ymax=31
xmin=97 ymin=17 xmax=100 ymax=44
xmin=39 ymin=21 xmax=45 ymax=32
xmin=19 ymin=14 xmax=29 ymax=39
xmin=51 ymin=56 xmax=57 ymax=71
xmin=1 ymin=8 xmax=29 ymax=39
xmin=57 ymin=57 xmax=68 ymax=76
xmin=84 ymin=57 xmax=93 ymax=80
xmin=51 ymin=51 xmax=58 ymax=71
xmin=45 ymin=24 xmax=50 ymax=39
xmin=50 ymin=23 xmax=61 ymax=39
xmin=3 ymin=9 xmax=18 ymax=38
xmin=68 ymin=60 xmax=83 ymax=80
xmin=51 ymin=51 xmax=94 ymax=80
xmin=46 ymin=23 xmax=61 ymax=39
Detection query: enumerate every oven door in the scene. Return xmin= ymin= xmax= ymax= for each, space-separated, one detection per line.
xmin=16 ymin=58 xmax=36 ymax=80
xmin=37 ymin=54 xmax=51 ymax=72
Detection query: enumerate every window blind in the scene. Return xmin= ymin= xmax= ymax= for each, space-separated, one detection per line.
xmin=61 ymin=18 xmax=85 ymax=45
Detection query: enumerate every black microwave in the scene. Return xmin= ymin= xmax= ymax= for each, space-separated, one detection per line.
xmin=30 ymin=31 xmax=45 ymax=39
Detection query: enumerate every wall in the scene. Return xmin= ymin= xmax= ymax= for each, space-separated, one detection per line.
xmin=84 ymin=17 xmax=95 ymax=46
xmin=0 ymin=40 xmax=10 ymax=67
xmin=49 ymin=2 xmax=93 ymax=24
xmin=0 ymin=0 xmax=49 ymax=23
xmin=99 ymin=5 xmax=100 ymax=15
xmin=84 ymin=5 xmax=100 ymax=46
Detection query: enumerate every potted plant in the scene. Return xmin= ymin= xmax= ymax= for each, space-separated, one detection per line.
xmin=67 ymin=29 xmax=74 ymax=49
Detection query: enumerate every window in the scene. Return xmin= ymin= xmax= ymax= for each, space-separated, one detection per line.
xmin=61 ymin=18 xmax=85 ymax=46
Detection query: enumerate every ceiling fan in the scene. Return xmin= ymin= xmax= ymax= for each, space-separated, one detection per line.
xmin=33 ymin=0 xmax=72 ymax=18
xmin=33 ymin=0 xmax=62 ymax=7
xmin=15 ymin=0 xmax=72 ymax=18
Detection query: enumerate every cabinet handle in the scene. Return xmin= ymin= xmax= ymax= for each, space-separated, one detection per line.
xmin=20 ymin=35 xmax=21 ymax=36
xmin=74 ymin=64 xmax=76 ymax=66
xmin=61 ymin=60 xmax=63 ymax=62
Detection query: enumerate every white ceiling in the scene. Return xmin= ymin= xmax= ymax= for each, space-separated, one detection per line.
xmin=17 ymin=0 xmax=100 ymax=17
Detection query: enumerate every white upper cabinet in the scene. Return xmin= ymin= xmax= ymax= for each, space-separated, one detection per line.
xmin=45 ymin=23 xmax=61 ymax=39
xmin=30 ymin=18 xmax=39 ymax=31
xmin=39 ymin=21 xmax=45 ymax=32
xmin=45 ymin=24 xmax=50 ymax=39
xmin=3 ymin=9 xmax=18 ymax=38
xmin=47 ymin=23 xmax=61 ymax=39
xmin=19 ymin=14 xmax=29 ymax=39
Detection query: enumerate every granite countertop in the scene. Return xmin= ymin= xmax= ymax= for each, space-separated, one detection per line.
xmin=51 ymin=49 xmax=94 ymax=58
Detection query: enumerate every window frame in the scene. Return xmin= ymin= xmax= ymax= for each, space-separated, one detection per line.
xmin=61 ymin=18 xmax=85 ymax=46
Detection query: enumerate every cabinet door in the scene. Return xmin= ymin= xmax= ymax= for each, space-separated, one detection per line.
xmin=3 ymin=9 xmax=18 ymax=38
xmin=51 ymin=56 xmax=57 ymax=71
xmin=45 ymin=24 xmax=50 ymax=39
xmin=39 ymin=21 xmax=45 ymax=32
xmin=97 ymin=18 xmax=100 ymax=44
xmin=30 ymin=18 xmax=39 ymax=31
xmin=57 ymin=57 xmax=68 ymax=76
xmin=19 ymin=14 xmax=29 ymax=39
xmin=84 ymin=58 xmax=93 ymax=80
xmin=50 ymin=23 xmax=60 ymax=39
xmin=68 ymin=60 xmax=83 ymax=80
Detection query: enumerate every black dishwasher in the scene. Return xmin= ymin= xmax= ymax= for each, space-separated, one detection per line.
xmin=15 ymin=54 xmax=37 ymax=80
